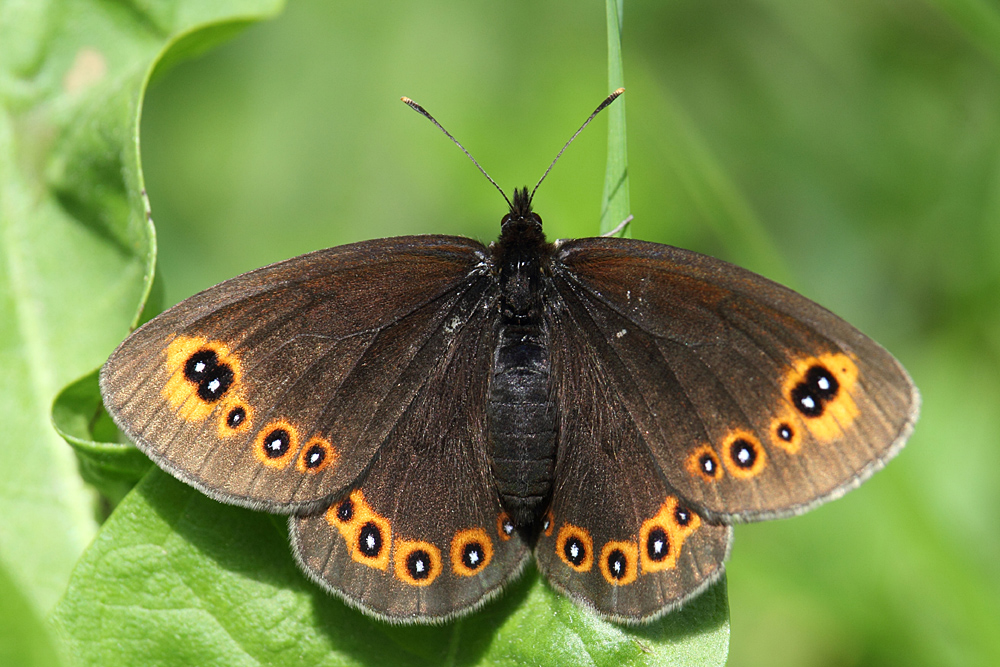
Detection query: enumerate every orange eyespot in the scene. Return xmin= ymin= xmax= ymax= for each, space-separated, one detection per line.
xmin=324 ymin=490 xmax=392 ymax=570
xmin=721 ymin=430 xmax=766 ymax=479
xmin=542 ymin=509 xmax=555 ymax=537
xmin=217 ymin=402 xmax=253 ymax=438
xmin=770 ymin=414 xmax=802 ymax=454
xmin=296 ymin=437 xmax=337 ymax=473
xmin=394 ymin=539 xmax=442 ymax=586
xmin=555 ymin=523 xmax=594 ymax=572
xmin=496 ymin=511 xmax=515 ymax=541
xmin=686 ymin=444 xmax=723 ymax=482
xmin=451 ymin=528 xmax=493 ymax=576
xmin=162 ymin=335 xmax=244 ymax=422
xmin=253 ymin=419 xmax=300 ymax=469
xmin=599 ymin=540 xmax=638 ymax=585
xmin=782 ymin=352 xmax=859 ymax=442
xmin=639 ymin=497 xmax=702 ymax=573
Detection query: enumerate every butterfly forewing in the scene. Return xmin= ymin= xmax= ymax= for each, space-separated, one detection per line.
xmin=550 ymin=237 xmax=919 ymax=521
xmin=535 ymin=300 xmax=732 ymax=622
xmin=291 ymin=299 xmax=531 ymax=621
xmin=101 ymin=236 xmax=493 ymax=513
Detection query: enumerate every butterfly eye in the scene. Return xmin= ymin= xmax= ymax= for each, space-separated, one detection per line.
xmin=599 ymin=541 xmax=638 ymax=585
xmin=394 ymin=540 xmax=442 ymax=586
xmin=451 ymin=528 xmax=493 ymax=576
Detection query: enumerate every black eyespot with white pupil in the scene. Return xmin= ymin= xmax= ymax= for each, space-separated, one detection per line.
xmin=336 ymin=499 xmax=353 ymax=522
xmin=606 ymin=549 xmax=629 ymax=580
xmin=674 ymin=506 xmax=691 ymax=527
xmin=564 ymin=536 xmax=587 ymax=566
xmin=699 ymin=452 xmax=719 ymax=476
xmin=226 ymin=407 xmax=246 ymax=429
xmin=184 ymin=349 xmax=234 ymax=402
xmin=646 ymin=528 xmax=670 ymax=562
xmin=406 ymin=549 xmax=432 ymax=580
xmin=358 ymin=522 xmax=382 ymax=557
xmin=262 ymin=429 xmax=290 ymax=458
xmin=303 ymin=444 xmax=326 ymax=469
xmin=730 ymin=438 xmax=757 ymax=469
xmin=791 ymin=364 xmax=840 ymax=417
xmin=776 ymin=423 xmax=794 ymax=441
xmin=462 ymin=542 xmax=486 ymax=571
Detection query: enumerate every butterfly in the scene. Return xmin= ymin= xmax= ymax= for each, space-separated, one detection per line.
xmin=100 ymin=91 xmax=919 ymax=624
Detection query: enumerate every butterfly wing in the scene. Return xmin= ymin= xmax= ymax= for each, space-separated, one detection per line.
xmin=101 ymin=236 xmax=493 ymax=514
xmin=548 ymin=237 xmax=919 ymax=522
xmin=290 ymin=300 xmax=531 ymax=621
xmin=534 ymin=298 xmax=732 ymax=623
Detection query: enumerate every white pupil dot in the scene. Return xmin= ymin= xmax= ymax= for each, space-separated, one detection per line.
xmin=469 ymin=551 xmax=479 ymax=564
xmin=613 ymin=559 xmax=622 ymax=573
xmin=653 ymin=539 xmax=664 ymax=554
xmin=817 ymin=376 xmax=830 ymax=390
xmin=415 ymin=559 xmax=425 ymax=573
xmin=738 ymin=448 xmax=751 ymax=463
xmin=800 ymin=396 xmax=816 ymax=409
xmin=504 ymin=523 xmax=513 ymax=534
xmin=207 ymin=379 xmax=220 ymax=393
xmin=365 ymin=534 xmax=375 ymax=549
xmin=194 ymin=361 xmax=206 ymax=373
xmin=570 ymin=544 xmax=579 ymax=558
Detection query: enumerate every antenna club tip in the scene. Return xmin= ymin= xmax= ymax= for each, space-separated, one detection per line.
xmin=612 ymin=87 xmax=625 ymax=96
xmin=400 ymin=96 xmax=412 ymax=104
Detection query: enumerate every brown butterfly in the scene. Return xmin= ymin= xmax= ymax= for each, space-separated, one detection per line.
xmin=100 ymin=91 xmax=918 ymax=623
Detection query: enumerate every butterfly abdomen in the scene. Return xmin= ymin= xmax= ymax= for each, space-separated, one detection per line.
xmin=487 ymin=316 xmax=557 ymax=530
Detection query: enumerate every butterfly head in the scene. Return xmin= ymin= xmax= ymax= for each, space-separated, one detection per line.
xmin=496 ymin=186 xmax=547 ymax=256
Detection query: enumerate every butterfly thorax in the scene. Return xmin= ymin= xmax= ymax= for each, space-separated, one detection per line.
xmin=487 ymin=187 xmax=558 ymax=533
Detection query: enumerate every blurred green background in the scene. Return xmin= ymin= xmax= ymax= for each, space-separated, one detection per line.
xmin=137 ymin=1 xmax=998 ymax=665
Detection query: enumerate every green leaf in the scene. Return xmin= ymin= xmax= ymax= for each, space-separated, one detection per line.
xmin=53 ymin=471 xmax=729 ymax=666
xmin=51 ymin=369 xmax=152 ymax=508
xmin=0 ymin=0 xmax=283 ymax=659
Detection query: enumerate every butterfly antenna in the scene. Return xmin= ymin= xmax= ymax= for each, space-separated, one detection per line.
xmin=401 ymin=97 xmax=513 ymax=211
xmin=529 ymin=88 xmax=624 ymax=204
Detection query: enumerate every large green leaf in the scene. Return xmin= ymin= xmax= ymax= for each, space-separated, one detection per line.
xmin=0 ymin=0 xmax=283 ymax=664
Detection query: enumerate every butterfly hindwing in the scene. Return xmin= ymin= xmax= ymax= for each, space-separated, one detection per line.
xmin=290 ymin=305 xmax=531 ymax=621
xmin=101 ymin=237 xmax=492 ymax=513
xmin=550 ymin=237 xmax=919 ymax=521
xmin=535 ymin=301 xmax=732 ymax=623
